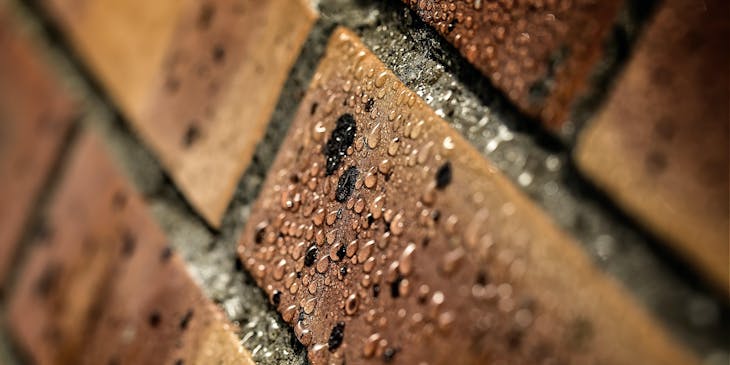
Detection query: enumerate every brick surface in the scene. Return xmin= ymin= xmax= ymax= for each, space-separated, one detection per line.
xmin=238 ymin=27 xmax=696 ymax=365
xmin=0 ymin=10 xmax=75 ymax=286
xmin=45 ymin=0 xmax=317 ymax=227
xmin=575 ymin=0 xmax=729 ymax=291
xmin=403 ymin=0 xmax=621 ymax=130
xmin=7 ymin=132 xmax=254 ymax=365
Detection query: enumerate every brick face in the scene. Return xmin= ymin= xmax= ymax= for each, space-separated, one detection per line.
xmin=575 ymin=0 xmax=729 ymax=290
xmin=7 ymin=132 xmax=253 ymax=365
xmin=0 ymin=11 xmax=76 ymax=286
xmin=403 ymin=0 xmax=621 ymax=129
xmin=44 ymin=0 xmax=317 ymax=227
xmin=237 ymin=27 xmax=695 ymax=365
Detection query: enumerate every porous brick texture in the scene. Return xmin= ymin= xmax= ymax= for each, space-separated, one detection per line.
xmin=0 ymin=0 xmax=727 ymax=364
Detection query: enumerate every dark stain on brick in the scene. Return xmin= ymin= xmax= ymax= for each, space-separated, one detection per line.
xmin=179 ymin=309 xmax=194 ymax=330
xmin=121 ymin=229 xmax=136 ymax=257
xmin=182 ymin=123 xmax=201 ymax=148
xmin=111 ymin=190 xmax=127 ymax=211
xmin=435 ymin=161 xmax=452 ymax=189
xmin=160 ymin=246 xmax=173 ymax=262
xmin=340 ymin=265 xmax=348 ymax=277
xmin=335 ymin=166 xmax=358 ymax=202
xmin=197 ymin=3 xmax=215 ymax=30
xmin=212 ymin=45 xmax=225 ymax=64
xmin=336 ymin=244 xmax=347 ymax=260
xmin=34 ymin=262 xmax=61 ymax=298
xmin=327 ymin=321 xmax=345 ymax=352
xmin=148 ymin=311 xmax=161 ymax=328
xmin=324 ymin=113 xmax=357 ymax=175
xmin=372 ymin=283 xmax=380 ymax=298
xmin=310 ymin=102 xmax=318 ymax=115
xmin=390 ymin=275 xmax=403 ymax=298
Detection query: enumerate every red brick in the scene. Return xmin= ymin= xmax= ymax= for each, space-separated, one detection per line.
xmin=0 ymin=9 xmax=76 ymax=285
xmin=575 ymin=0 xmax=729 ymax=292
xmin=44 ymin=0 xmax=317 ymax=227
xmin=237 ymin=27 xmax=697 ymax=365
xmin=8 ymin=132 xmax=254 ymax=365
xmin=403 ymin=0 xmax=621 ymax=130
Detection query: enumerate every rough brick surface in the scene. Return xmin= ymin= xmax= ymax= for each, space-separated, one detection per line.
xmin=237 ymin=27 xmax=696 ymax=365
xmin=7 ymin=132 xmax=253 ymax=365
xmin=575 ymin=0 xmax=729 ymax=291
xmin=403 ymin=0 xmax=621 ymax=130
xmin=44 ymin=0 xmax=317 ymax=227
xmin=0 ymin=10 xmax=75 ymax=286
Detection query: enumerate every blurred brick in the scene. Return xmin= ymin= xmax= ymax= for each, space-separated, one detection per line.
xmin=403 ymin=0 xmax=621 ymax=130
xmin=8 ymin=132 xmax=254 ymax=365
xmin=575 ymin=0 xmax=729 ymax=292
xmin=45 ymin=0 xmax=317 ymax=227
xmin=0 ymin=10 xmax=75 ymax=286
xmin=237 ymin=27 xmax=696 ymax=365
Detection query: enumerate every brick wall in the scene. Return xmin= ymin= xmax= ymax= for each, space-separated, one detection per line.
xmin=0 ymin=0 xmax=727 ymax=364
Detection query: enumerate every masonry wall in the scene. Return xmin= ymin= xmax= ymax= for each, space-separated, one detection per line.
xmin=0 ymin=0 xmax=727 ymax=364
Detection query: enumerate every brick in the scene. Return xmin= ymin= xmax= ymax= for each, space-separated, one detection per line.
xmin=575 ymin=0 xmax=729 ymax=291
xmin=0 ymin=10 xmax=75 ymax=286
xmin=8 ymin=132 xmax=254 ymax=365
xmin=45 ymin=0 xmax=317 ymax=227
xmin=237 ymin=27 xmax=697 ymax=365
xmin=403 ymin=0 xmax=621 ymax=130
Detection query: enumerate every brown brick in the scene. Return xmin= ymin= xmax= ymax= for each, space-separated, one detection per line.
xmin=0 ymin=10 xmax=76 ymax=286
xmin=237 ymin=27 xmax=697 ymax=365
xmin=575 ymin=0 xmax=729 ymax=292
xmin=45 ymin=0 xmax=317 ymax=227
xmin=403 ymin=0 xmax=621 ymax=130
xmin=8 ymin=132 xmax=254 ymax=365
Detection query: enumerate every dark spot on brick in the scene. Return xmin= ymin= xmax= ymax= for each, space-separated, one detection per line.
xmin=340 ymin=265 xmax=348 ymax=277
xmin=508 ymin=328 xmax=523 ymax=349
xmin=164 ymin=77 xmax=180 ymax=93
xmin=304 ymin=245 xmax=318 ymax=267
xmin=324 ymin=113 xmax=357 ymax=175
xmin=645 ymin=150 xmax=668 ymax=174
xmin=383 ymin=347 xmax=397 ymax=362
xmin=336 ymin=166 xmax=358 ymax=202
xmin=336 ymin=244 xmax=347 ymax=260
xmin=111 ymin=190 xmax=127 ymax=211
xmin=435 ymin=161 xmax=452 ymax=189
xmin=160 ymin=246 xmax=173 ymax=262
xmin=148 ymin=311 xmax=161 ymax=328
xmin=34 ymin=218 xmax=54 ymax=243
xmin=310 ymin=102 xmax=318 ymax=115
xmin=328 ymin=321 xmax=345 ymax=351
xmin=364 ymin=98 xmax=375 ymax=112
xmin=568 ymin=318 xmax=594 ymax=350
xmin=431 ymin=209 xmax=440 ymax=222
xmin=179 ymin=309 xmax=194 ymax=330
xmin=197 ymin=3 xmax=214 ymax=30
xmin=298 ymin=309 xmax=306 ymax=322
xmin=183 ymin=123 xmax=201 ymax=148
xmin=35 ymin=262 xmax=61 ymax=298
xmin=121 ymin=230 xmax=136 ymax=257
xmin=108 ymin=357 xmax=120 ymax=365
xmin=367 ymin=214 xmax=375 ymax=226
xmin=296 ymin=271 xmax=302 ymax=278
xmin=372 ymin=283 xmax=380 ymax=298
xmin=271 ymin=290 xmax=281 ymax=306
xmin=390 ymin=275 xmax=403 ymax=298
xmin=174 ymin=359 xmax=184 ymax=365
xmin=212 ymin=45 xmax=225 ymax=63
xmin=476 ymin=270 xmax=489 ymax=285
